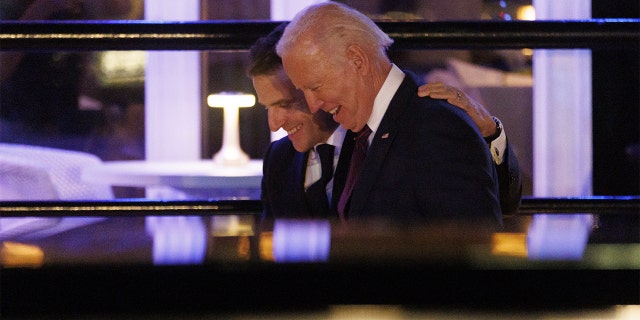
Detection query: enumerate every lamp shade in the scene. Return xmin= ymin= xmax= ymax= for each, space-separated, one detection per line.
xmin=207 ymin=92 xmax=255 ymax=108
xmin=207 ymin=92 xmax=255 ymax=166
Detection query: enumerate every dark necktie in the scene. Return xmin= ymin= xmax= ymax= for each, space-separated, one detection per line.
xmin=305 ymin=144 xmax=335 ymax=217
xmin=338 ymin=125 xmax=372 ymax=219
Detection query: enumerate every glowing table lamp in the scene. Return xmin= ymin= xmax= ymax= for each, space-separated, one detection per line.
xmin=207 ymin=92 xmax=255 ymax=166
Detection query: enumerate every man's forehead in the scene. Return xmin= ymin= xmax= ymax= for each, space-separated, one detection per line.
xmin=290 ymin=35 xmax=322 ymax=59
xmin=257 ymin=89 xmax=293 ymax=108
xmin=266 ymin=98 xmax=293 ymax=108
xmin=282 ymin=55 xmax=324 ymax=89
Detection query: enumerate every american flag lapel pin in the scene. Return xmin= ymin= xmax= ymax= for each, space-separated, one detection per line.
xmin=381 ymin=133 xmax=389 ymax=139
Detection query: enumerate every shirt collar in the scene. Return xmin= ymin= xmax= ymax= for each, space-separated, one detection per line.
xmin=311 ymin=125 xmax=346 ymax=157
xmin=367 ymin=64 xmax=405 ymax=140
xmin=325 ymin=126 xmax=346 ymax=148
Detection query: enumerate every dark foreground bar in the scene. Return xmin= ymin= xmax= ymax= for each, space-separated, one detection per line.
xmin=1 ymin=198 xmax=639 ymax=317
xmin=3 ymin=264 xmax=638 ymax=316
xmin=0 ymin=19 xmax=638 ymax=51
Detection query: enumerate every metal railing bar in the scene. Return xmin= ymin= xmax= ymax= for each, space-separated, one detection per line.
xmin=0 ymin=196 xmax=638 ymax=217
xmin=0 ymin=19 xmax=638 ymax=51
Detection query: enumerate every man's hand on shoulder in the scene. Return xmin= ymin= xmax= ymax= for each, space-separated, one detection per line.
xmin=417 ymin=82 xmax=497 ymax=138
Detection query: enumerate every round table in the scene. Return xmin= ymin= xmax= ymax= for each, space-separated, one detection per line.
xmin=81 ymin=160 xmax=263 ymax=200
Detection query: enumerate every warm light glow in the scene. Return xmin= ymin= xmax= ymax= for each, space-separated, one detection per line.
xmin=0 ymin=241 xmax=44 ymax=268
xmin=207 ymin=92 xmax=255 ymax=166
xmin=517 ymin=5 xmax=536 ymax=20
xmin=210 ymin=215 xmax=254 ymax=237
xmin=491 ymin=232 xmax=527 ymax=257
xmin=258 ymin=231 xmax=275 ymax=261
xmin=207 ymin=92 xmax=256 ymax=108
xmin=98 ymin=51 xmax=146 ymax=86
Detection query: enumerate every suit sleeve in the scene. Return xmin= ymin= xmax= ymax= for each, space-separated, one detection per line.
xmin=261 ymin=142 xmax=275 ymax=220
xmin=412 ymin=101 xmax=502 ymax=225
xmin=496 ymin=140 xmax=523 ymax=214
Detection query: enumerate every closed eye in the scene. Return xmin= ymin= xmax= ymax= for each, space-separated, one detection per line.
xmin=277 ymin=100 xmax=296 ymax=109
xmin=304 ymin=82 xmax=322 ymax=92
xmin=264 ymin=99 xmax=297 ymax=111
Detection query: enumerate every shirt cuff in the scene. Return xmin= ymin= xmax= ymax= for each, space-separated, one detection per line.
xmin=489 ymin=127 xmax=507 ymax=165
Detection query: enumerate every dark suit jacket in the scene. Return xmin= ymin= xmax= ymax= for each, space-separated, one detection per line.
xmin=346 ymin=74 xmax=502 ymax=226
xmin=261 ymin=134 xmax=354 ymax=220
xmin=496 ymin=140 xmax=522 ymax=214
xmin=261 ymin=139 xmax=308 ymax=219
xmin=261 ymin=75 xmax=521 ymax=224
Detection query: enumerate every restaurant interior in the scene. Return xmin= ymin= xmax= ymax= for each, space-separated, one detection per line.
xmin=0 ymin=0 xmax=638 ymax=318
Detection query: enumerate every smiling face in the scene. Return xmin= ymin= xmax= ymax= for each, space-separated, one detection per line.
xmin=252 ymin=67 xmax=337 ymax=152
xmin=281 ymin=39 xmax=375 ymax=133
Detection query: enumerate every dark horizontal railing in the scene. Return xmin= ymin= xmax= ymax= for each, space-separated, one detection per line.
xmin=517 ymin=196 xmax=640 ymax=214
xmin=0 ymin=199 xmax=264 ymax=217
xmin=0 ymin=19 xmax=638 ymax=51
xmin=0 ymin=196 xmax=638 ymax=217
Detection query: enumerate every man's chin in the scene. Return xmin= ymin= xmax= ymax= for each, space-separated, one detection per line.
xmin=292 ymin=143 xmax=311 ymax=153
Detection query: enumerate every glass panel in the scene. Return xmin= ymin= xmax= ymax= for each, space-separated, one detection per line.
xmin=1 ymin=213 xmax=638 ymax=267
xmin=0 ymin=0 xmax=147 ymax=199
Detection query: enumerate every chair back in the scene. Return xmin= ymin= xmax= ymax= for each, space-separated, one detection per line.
xmin=0 ymin=154 xmax=58 ymax=200
xmin=0 ymin=143 xmax=114 ymax=200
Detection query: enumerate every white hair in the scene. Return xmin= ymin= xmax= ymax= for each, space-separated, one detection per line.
xmin=275 ymin=2 xmax=393 ymax=59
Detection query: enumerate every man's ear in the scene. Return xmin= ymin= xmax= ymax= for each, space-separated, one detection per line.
xmin=346 ymin=44 xmax=369 ymax=75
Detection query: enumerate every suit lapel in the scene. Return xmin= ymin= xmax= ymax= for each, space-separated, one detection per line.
xmin=348 ymin=76 xmax=416 ymax=216
xmin=331 ymin=131 xmax=356 ymax=211
xmin=295 ymin=151 xmax=310 ymax=200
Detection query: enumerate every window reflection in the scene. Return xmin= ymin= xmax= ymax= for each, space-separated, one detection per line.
xmin=527 ymin=214 xmax=594 ymax=260
xmin=272 ymin=219 xmax=331 ymax=263
xmin=146 ymin=216 xmax=207 ymax=265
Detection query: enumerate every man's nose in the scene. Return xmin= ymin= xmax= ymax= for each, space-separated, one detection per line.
xmin=268 ymin=107 xmax=286 ymax=132
xmin=304 ymin=92 xmax=323 ymax=113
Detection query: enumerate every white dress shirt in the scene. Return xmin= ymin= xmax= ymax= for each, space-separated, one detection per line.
xmin=304 ymin=126 xmax=347 ymax=203
xmin=366 ymin=64 xmax=405 ymax=145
